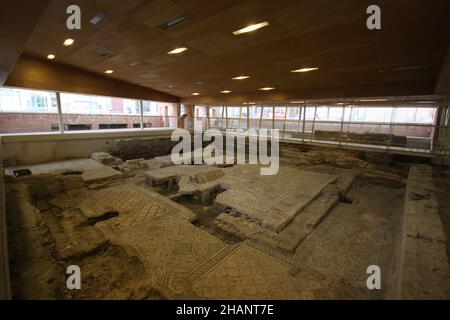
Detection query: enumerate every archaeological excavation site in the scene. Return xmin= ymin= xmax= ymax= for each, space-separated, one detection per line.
xmin=1 ymin=0 xmax=450 ymax=303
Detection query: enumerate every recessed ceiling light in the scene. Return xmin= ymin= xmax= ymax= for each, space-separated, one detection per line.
xmin=47 ymin=54 xmax=55 ymax=60
xmin=291 ymin=67 xmax=319 ymax=73
xmin=63 ymin=38 xmax=75 ymax=46
xmin=168 ymin=47 xmax=188 ymax=55
xmin=360 ymin=98 xmax=388 ymax=102
xmin=221 ymin=90 xmax=232 ymax=94
xmin=192 ymin=92 xmax=200 ymax=96
xmin=258 ymin=87 xmax=275 ymax=91
xmin=290 ymin=101 xmax=305 ymax=104
xmin=232 ymin=75 xmax=250 ymax=80
xmin=233 ymin=21 xmax=269 ymax=35
xmin=104 ymin=70 xmax=114 ymax=74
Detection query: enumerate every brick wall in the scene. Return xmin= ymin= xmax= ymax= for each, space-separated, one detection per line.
xmin=0 ymin=113 xmax=176 ymax=133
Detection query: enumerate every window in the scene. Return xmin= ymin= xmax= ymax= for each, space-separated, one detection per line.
xmin=0 ymin=87 xmax=177 ymax=134
xmin=209 ymin=106 xmax=225 ymax=129
xmin=60 ymin=93 xmax=141 ymax=131
xmin=0 ymin=87 xmax=58 ymax=133
xmin=99 ymin=124 xmax=128 ymax=129
xmin=142 ymin=100 xmax=178 ymax=129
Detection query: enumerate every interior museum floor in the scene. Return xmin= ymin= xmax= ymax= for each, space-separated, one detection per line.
xmin=4 ymin=145 xmax=450 ymax=300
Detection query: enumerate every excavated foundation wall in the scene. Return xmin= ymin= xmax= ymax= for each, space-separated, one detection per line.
xmin=1 ymin=131 xmax=174 ymax=166
xmin=0 ymin=138 xmax=12 ymax=299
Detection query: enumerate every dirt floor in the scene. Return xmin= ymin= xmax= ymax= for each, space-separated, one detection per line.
xmin=6 ymin=180 xmax=164 ymax=300
xmin=433 ymin=168 xmax=450 ymax=264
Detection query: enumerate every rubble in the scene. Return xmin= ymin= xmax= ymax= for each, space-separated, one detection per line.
xmin=91 ymin=152 xmax=123 ymax=166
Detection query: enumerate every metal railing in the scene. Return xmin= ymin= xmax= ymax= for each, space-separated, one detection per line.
xmin=193 ymin=100 xmax=450 ymax=156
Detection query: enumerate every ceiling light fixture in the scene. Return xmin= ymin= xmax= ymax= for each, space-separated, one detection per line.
xmin=258 ymin=87 xmax=275 ymax=91
xmin=290 ymin=101 xmax=305 ymax=104
xmin=90 ymin=12 xmax=107 ymax=25
xmin=221 ymin=90 xmax=232 ymax=94
xmin=233 ymin=21 xmax=269 ymax=35
xmin=359 ymin=98 xmax=388 ymax=102
xmin=291 ymin=67 xmax=319 ymax=73
xmin=63 ymin=38 xmax=75 ymax=46
xmin=47 ymin=54 xmax=55 ymax=60
xmin=160 ymin=15 xmax=189 ymax=30
xmin=104 ymin=70 xmax=114 ymax=74
xmin=232 ymin=75 xmax=250 ymax=80
xmin=168 ymin=47 xmax=188 ymax=55
xmin=192 ymin=92 xmax=200 ymax=96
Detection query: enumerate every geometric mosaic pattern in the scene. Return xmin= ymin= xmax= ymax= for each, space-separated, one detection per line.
xmin=188 ymin=241 xmax=302 ymax=300
xmin=103 ymin=214 xmax=226 ymax=289
xmin=216 ymin=167 xmax=336 ymax=231
xmin=80 ymin=184 xmax=196 ymax=223
xmin=90 ymin=184 xmax=226 ymax=294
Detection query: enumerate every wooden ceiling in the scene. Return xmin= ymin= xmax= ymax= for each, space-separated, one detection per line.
xmin=0 ymin=0 xmax=49 ymax=85
xmin=14 ymin=0 xmax=450 ymax=101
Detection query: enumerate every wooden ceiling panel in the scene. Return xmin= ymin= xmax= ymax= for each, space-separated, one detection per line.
xmin=95 ymin=0 xmax=145 ymax=14
xmin=131 ymin=0 xmax=183 ymax=28
xmin=274 ymin=0 xmax=367 ymax=34
xmin=0 ymin=0 xmax=50 ymax=85
xmin=8 ymin=0 xmax=450 ymax=101
xmin=164 ymin=0 xmax=265 ymax=41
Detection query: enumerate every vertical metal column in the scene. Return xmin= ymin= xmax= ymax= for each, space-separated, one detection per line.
xmin=339 ymin=104 xmax=345 ymax=147
xmin=206 ymin=106 xmax=211 ymax=129
xmin=139 ymin=100 xmax=144 ymax=130
xmin=390 ymin=105 xmax=397 ymax=149
xmin=282 ymin=105 xmax=288 ymax=138
xmin=221 ymin=105 xmax=225 ymax=130
xmin=225 ymin=105 xmax=229 ymax=129
xmin=272 ymin=105 xmax=275 ymax=131
xmin=302 ymin=103 xmax=306 ymax=143
xmin=259 ymin=105 xmax=264 ymax=130
xmin=311 ymin=106 xmax=317 ymax=142
xmin=246 ymin=105 xmax=250 ymax=130
xmin=238 ymin=105 xmax=242 ymax=130
xmin=56 ymin=92 xmax=64 ymax=134
xmin=297 ymin=105 xmax=302 ymax=134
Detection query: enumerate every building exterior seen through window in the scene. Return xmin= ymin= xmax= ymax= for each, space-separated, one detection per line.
xmin=0 ymin=87 xmax=178 ymax=133
xmin=193 ymin=103 xmax=438 ymax=151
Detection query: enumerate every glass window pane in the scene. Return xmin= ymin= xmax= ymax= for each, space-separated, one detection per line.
xmin=61 ymin=93 xmax=140 ymax=131
xmin=143 ymin=101 xmax=177 ymax=128
xmin=227 ymin=107 xmax=240 ymax=118
xmin=286 ymin=107 xmax=300 ymax=120
xmin=262 ymin=106 xmax=273 ymax=119
xmin=0 ymin=87 xmax=58 ymax=133
xmin=249 ymin=107 xmax=262 ymax=119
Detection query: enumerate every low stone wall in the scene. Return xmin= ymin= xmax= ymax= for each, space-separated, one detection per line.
xmin=0 ymin=139 xmax=12 ymax=299
xmin=1 ymin=130 xmax=173 ymax=166
xmin=109 ymin=137 xmax=176 ymax=160
xmin=396 ymin=164 xmax=450 ymax=299
xmin=314 ymin=130 xmax=407 ymax=146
